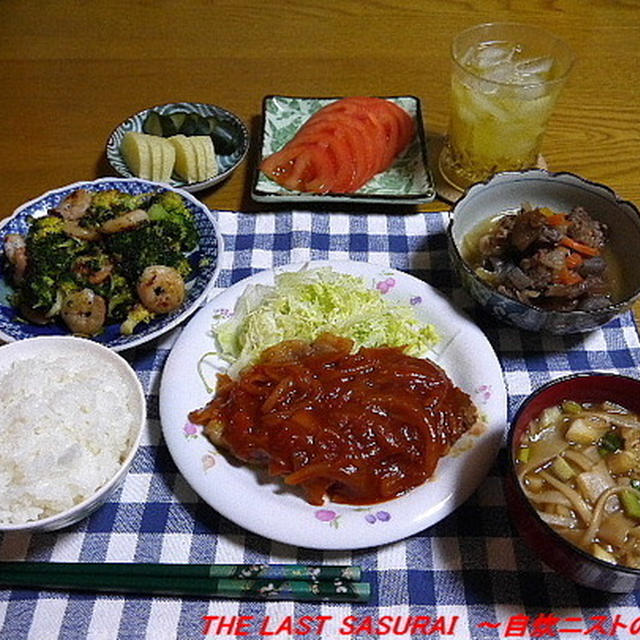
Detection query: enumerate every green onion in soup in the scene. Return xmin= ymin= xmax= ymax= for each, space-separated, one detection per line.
xmin=516 ymin=400 xmax=640 ymax=568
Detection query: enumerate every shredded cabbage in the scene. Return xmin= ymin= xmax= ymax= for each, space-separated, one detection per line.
xmin=214 ymin=267 xmax=439 ymax=377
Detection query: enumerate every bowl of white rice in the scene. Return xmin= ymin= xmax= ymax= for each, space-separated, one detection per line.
xmin=0 ymin=336 xmax=145 ymax=531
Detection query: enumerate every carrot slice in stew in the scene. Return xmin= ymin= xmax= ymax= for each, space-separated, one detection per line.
xmin=560 ymin=236 xmax=601 ymax=257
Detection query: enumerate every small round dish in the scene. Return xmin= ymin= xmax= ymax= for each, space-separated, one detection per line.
xmin=448 ymin=169 xmax=640 ymax=334
xmin=0 ymin=177 xmax=222 ymax=351
xmin=106 ymin=102 xmax=249 ymax=193
xmin=159 ymin=260 xmax=507 ymax=550
xmin=0 ymin=336 xmax=146 ymax=532
xmin=506 ymin=373 xmax=640 ymax=592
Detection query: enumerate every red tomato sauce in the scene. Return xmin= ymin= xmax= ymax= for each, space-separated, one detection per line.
xmin=189 ymin=333 xmax=478 ymax=506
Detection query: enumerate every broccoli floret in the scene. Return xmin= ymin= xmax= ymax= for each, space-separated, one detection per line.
xmin=107 ymin=272 xmax=136 ymax=321
xmin=103 ymin=223 xmax=192 ymax=281
xmin=121 ymin=302 xmax=154 ymax=335
xmin=29 ymin=215 xmax=65 ymax=237
xmin=17 ymin=216 xmax=88 ymax=311
xmin=91 ymin=189 xmax=148 ymax=213
xmin=147 ymin=192 xmax=198 ymax=251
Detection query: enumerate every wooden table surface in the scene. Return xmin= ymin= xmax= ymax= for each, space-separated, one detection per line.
xmin=2 ymin=0 xmax=639 ymax=212
xmin=1 ymin=0 xmax=639 ymax=312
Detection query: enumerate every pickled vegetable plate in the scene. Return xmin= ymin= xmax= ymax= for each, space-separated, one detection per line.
xmin=106 ymin=102 xmax=249 ymax=193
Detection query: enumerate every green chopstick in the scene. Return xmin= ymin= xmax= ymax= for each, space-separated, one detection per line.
xmin=0 ymin=562 xmax=361 ymax=582
xmin=0 ymin=570 xmax=370 ymax=602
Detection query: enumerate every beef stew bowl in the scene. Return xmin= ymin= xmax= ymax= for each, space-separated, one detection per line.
xmin=505 ymin=373 xmax=640 ymax=592
xmin=448 ymin=170 xmax=640 ymax=333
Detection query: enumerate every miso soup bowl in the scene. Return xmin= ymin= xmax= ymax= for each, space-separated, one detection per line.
xmin=448 ymin=170 xmax=640 ymax=334
xmin=506 ymin=373 xmax=640 ymax=593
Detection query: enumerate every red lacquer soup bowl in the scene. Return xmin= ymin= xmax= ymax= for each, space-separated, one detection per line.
xmin=506 ymin=373 xmax=640 ymax=592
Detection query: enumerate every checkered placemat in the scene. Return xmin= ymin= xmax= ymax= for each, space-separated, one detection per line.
xmin=1 ymin=210 xmax=639 ymax=640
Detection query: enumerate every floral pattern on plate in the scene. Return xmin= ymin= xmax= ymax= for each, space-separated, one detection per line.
xmin=252 ymin=95 xmax=435 ymax=205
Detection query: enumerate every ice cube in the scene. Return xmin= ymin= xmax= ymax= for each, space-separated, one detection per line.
xmin=463 ymin=41 xmax=520 ymax=70
xmin=515 ymin=56 xmax=555 ymax=82
xmin=482 ymin=61 xmax=520 ymax=84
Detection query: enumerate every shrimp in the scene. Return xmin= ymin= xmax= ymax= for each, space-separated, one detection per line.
xmin=100 ymin=209 xmax=149 ymax=234
xmin=137 ymin=265 xmax=185 ymax=314
xmin=52 ymin=189 xmax=92 ymax=221
xmin=62 ymin=220 xmax=102 ymax=242
xmin=3 ymin=233 xmax=28 ymax=284
xmin=60 ymin=288 xmax=107 ymax=336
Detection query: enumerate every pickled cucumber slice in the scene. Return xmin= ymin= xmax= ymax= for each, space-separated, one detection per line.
xmin=142 ymin=111 xmax=164 ymax=137
xmin=169 ymin=135 xmax=198 ymax=183
xmin=179 ymin=114 xmax=199 ymax=136
xmin=120 ymin=132 xmax=152 ymax=180
xmin=209 ymin=119 xmax=239 ymax=155
xmin=168 ymin=113 xmax=187 ymax=133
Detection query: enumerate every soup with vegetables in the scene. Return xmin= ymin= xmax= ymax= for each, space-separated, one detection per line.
xmin=516 ymin=400 xmax=640 ymax=569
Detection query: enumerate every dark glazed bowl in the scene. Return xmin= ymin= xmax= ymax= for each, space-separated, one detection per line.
xmin=506 ymin=373 xmax=640 ymax=593
xmin=448 ymin=170 xmax=640 ymax=334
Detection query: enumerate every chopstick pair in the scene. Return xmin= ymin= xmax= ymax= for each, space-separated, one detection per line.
xmin=0 ymin=562 xmax=370 ymax=602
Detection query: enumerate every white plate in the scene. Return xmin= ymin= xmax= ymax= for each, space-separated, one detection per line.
xmin=159 ymin=260 xmax=507 ymax=550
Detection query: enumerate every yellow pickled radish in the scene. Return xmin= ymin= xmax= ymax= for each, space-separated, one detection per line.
xmin=120 ymin=132 xmax=152 ymax=180
xmin=169 ymin=135 xmax=198 ymax=183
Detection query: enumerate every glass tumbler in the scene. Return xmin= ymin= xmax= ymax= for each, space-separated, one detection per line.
xmin=439 ymin=23 xmax=575 ymax=192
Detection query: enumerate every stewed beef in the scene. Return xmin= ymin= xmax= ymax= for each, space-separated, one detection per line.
xmin=567 ymin=207 xmax=607 ymax=249
xmin=470 ymin=205 xmax=612 ymax=312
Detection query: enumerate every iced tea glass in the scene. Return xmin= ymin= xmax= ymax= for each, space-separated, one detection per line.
xmin=439 ymin=23 xmax=575 ymax=192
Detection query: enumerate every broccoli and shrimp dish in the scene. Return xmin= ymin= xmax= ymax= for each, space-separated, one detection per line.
xmin=2 ymin=188 xmax=200 ymax=336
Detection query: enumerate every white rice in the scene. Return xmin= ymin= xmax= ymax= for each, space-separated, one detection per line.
xmin=0 ymin=354 xmax=136 ymax=524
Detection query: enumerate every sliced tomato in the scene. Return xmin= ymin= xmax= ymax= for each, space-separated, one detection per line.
xmin=317 ymin=96 xmax=414 ymax=165
xmin=260 ymin=145 xmax=303 ymax=183
xmin=290 ymin=130 xmax=356 ymax=193
xmin=314 ymin=100 xmax=396 ymax=173
xmin=260 ymin=97 xmax=416 ymax=194
xmin=283 ymin=141 xmax=338 ymax=193
xmin=294 ymin=122 xmax=364 ymax=192
xmin=299 ymin=119 xmax=361 ymax=191
xmin=305 ymin=112 xmax=378 ymax=184
xmin=260 ymin=144 xmax=312 ymax=192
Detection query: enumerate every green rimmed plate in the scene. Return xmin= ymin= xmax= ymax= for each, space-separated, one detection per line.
xmin=252 ymin=95 xmax=436 ymax=205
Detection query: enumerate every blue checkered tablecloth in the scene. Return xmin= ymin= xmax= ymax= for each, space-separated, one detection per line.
xmin=1 ymin=210 xmax=640 ymax=640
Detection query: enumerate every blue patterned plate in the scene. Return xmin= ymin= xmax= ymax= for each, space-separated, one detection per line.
xmin=106 ymin=102 xmax=249 ymax=193
xmin=252 ymin=95 xmax=436 ymax=205
xmin=0 ymin=178 xmax=222 ymax=351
